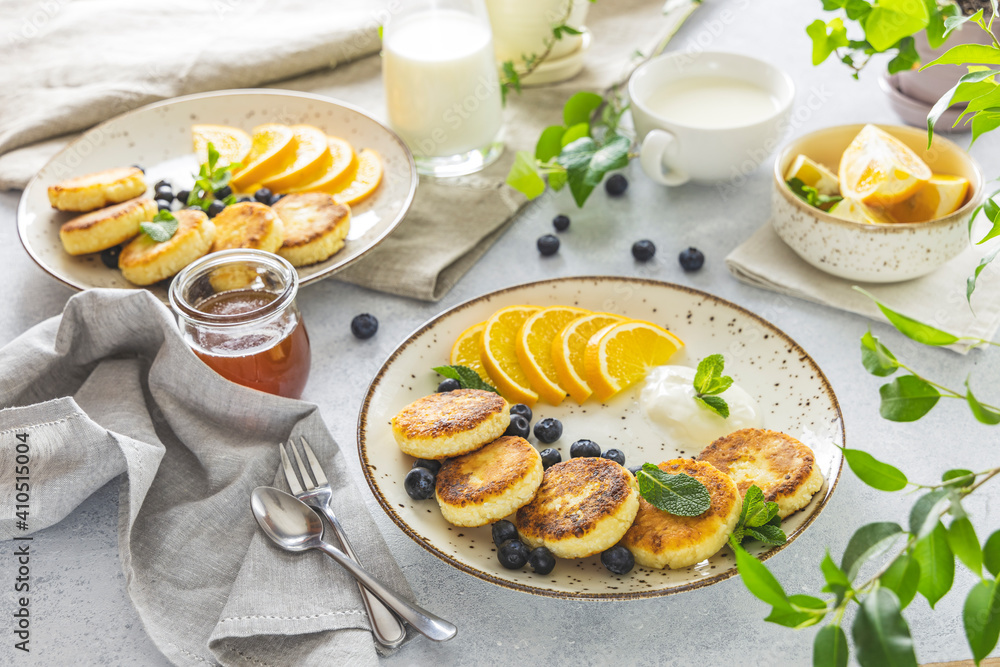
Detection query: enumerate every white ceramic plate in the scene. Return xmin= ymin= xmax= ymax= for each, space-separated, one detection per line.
xmin=17 ymin=89 xmax=417 ymax=300
xmin=359 ymin=277 xmax=845 ymax=600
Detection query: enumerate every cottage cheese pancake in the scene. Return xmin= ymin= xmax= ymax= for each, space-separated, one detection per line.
xmin=391 ymin=389 xmax=510 ymax=459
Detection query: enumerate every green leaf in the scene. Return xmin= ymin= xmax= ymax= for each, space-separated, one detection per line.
xmin=506 ymin=151 xmax=546 ymax=200
xmin=928 ymin=2 xmax=961 ymax=48
xmin=909 ymin=489 xmax=950 ymax=539
xmin=746 ymin=523 xmax=788 ymax=546
xmin=966 ymin=379 xmax=1000 ymax=425
xmin=822 ymin=550 xmax=851 ymax=591
xmin=535 ymin=125 xmax=566 ymax=162
xmin=207 ymin=142 xmax=220 ymax=172
xmin=766 ymin=595 xmax=826 ymax=628
xmin=845 ymin=0 xmax=872 ymax=21
xmin=842 ymin=522 xmax=904 ymax=582
xmin=964 ymin=579 xmax=1000 ymax=664
xmin=734 ymin=544 xmax=790 ymax=609
xmin=694 ymin=354 xmax=724 ymax=393
xmin=887 ymin=37 xmax=919 ymax=75
xmin=967 ymin=246 xmax=1000 ymax=305
xmin=851 ymin=587 xmax=918 ymax=667
xmin=926 ymin=71 xmax=1000 ymax=146
xmin=560 ymin=122 xmax=590 ymax=147
xmin=843 ymin=448 xmax=908 ymax=491
xmin=814 ymin=624 xmax=849 ymax=667
xmin=431 ymin=365 xmax=499 ymax=394
xmin=861 ymin=330 xmax=900 ymax=377
xmin=943 ymin=469 xmax=975 ymax=487
xmin=948 ymin=517 xmax=983 ymax=575
xmin=864 ymin=0 xmax=929 ymax=52
xmin=139 ymin=209 xmax=179 ymax=243
xmin=547 ymin=167 xmax=568 ymax=191
xmin=984 ymin=531 xmax=1000 ymax=578
xmin=924 ymin=44 xmax=1000 ymax=69
xmin=635 ymin=464 xmax=711 ymax=516
xmin=562 ymin=91 xmax=603 ymax=127
xmin=787 ymin=177 xmax=843 ymax=209
xmin=942 ymin=7 xmax=982 ymax=42
xmin=807 ymin=18 xmax=849 ymax=65
xmin=913 ymin=522 xmax=955 ymax=608
xmin=854 ymin=287 xmax=961 ymax=346
xmin=557 ymin=135 xmax=630 ymax=207
xmin=880 ymin=553 xmax=921 ymax=609
xmin=694 ymin=395 xmax=730 ymax=418
xmin=879 ymin=375 xmax=941 ymax=422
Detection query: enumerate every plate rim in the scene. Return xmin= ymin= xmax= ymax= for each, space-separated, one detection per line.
xmin=357 ymin=275 xmax=846 ymax=600
xmin=16 ymin=87 xmax=418 ymax=293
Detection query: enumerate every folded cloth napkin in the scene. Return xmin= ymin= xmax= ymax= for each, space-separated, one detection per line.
xmin=726 ymin=222 xmax=1000 ymax=354
xmin=0 ymin=0 xmax=686 ymax=301
xmin=0 ymin=289 xmax=414 ymax=665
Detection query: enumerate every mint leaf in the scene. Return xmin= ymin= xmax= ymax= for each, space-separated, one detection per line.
xmin=695 ymin=395 xmax=729 ymax=418
xmin=692 ymin=354 xmax=733 ymax=418
xmin=207 ymin=142 xmax=220 ymax=172
xmin=636 ymin=464 xmax=711 ymax=516
xmin=730 ymin=485 xmax=786 ymax=548
xmin=693 ymin=354 xmax=724 ymax=393
xmin=432 ymin=365 xmax=499 ymax=394
xmin=786 ymin=177 xmax=842 ymax=210
xmin=747 ymin=524 xmax=788 ymax=546
xmin=140 ymin=209 xmax=179 ymax=243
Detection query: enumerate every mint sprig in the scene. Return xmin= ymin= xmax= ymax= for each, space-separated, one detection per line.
xmin=786 ymin=177 xmax=842 ymax=211
xmin=432 ymin=365 xmax=499 ymax=394
xmin=188 ymin=142 xmax=240 ymax=211
xmin=139 ymin=209 xmax=179 ymax=243
xmin=635 ymin=463 xmax=711 ymax=517
xmin=729 ymin=484 xmax=787 ymax=549
xmin=693 ymin=354 xmax=733 ymax=418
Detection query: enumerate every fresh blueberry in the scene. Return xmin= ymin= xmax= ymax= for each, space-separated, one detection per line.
xmin=539 ymin=448 xmax=561 ymax=470
xmin=528 ymin=546 xmax=556 ymax=575
xmin=601 ymin=545 xmax=635 ymax=575
xmin=131 ymin=164 xmax=145 ymax=173
xmin=153 ymin=179 xmax=171 ymax=191
xmin=154 ymin=185 xmax=174 ymax=201
xmin=491 ymin=520 xmax=519 ymax=547
xmin=533 ymin=417 xmax=562 ymax=443
xmin=497 ymin=539 xmax=529 ymax=569
xmin=207 ymin=200 xmax=226 ymax=218
xmin=176 ymin=189 xmax=192 ymax=206
xmin=509 ymin=403 xmax=532 ymax=422
xmin=437 ymin=378 xmax=462 ymax=393
xmin=605 ymin=173 xmax=628 ymax=196
xmin=403 ymin=467 xmax=435 ymax=500
xmin=254 ymin=187 xmax=273 ymax=203
xmin=632 ymin=240 xmax=655 ymax=261
xmin=627 ymin=465 xmax=644 ymax=477
xmin=570 ymin=439 xmax=601 ymax=458
xmin=214 ymin=185 xmax=232 ymax=200
xmin=679 ymin=247 xmax=705 ymax=272
xmin=269 ymin=193 xmax=284 ymax=206
xmin=412 ymin=459 xmax=442 ymax=474
xmin=100 ymin=245 xmax=122 ymax=269
xmin=351 ymin=313 xmax=378 ymax=339
xmin=601 ymin=448 xmax=626 ymax=466
xmin=537 ymin=234 xmax=560 ymax=256
xmin=552 ymin=214 xmax=570 ymax=232
xmin=155 ymin=198 xmax=172 ymax=212
xmin=504 ymin=414 xmax=530 ymax=439
xmin=237 ymin=195 xmax=253 ymax=203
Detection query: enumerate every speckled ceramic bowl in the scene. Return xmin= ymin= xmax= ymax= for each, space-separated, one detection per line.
xmin=772 ymin=124 xmax=983 ymax=283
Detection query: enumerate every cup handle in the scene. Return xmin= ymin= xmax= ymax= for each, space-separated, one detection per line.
xmin=639 ymin=129 xmax=689 ymax=186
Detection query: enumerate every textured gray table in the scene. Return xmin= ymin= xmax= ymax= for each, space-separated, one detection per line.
xmin=2 ymin=1 xmax=999 ymax=665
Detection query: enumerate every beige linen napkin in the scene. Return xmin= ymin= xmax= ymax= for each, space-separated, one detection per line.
xmin=0 ymin=0 xmax=686 ymax=301
xmin=726 ymin=223 xmax=1000 ymax=353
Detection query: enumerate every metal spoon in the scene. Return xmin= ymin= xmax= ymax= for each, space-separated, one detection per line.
xmin=250 ymin=486 xmax=457 ymax=643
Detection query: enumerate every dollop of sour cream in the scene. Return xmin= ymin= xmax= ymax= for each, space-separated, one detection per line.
xmin=640 ymin=365 xmax=762 ymax=448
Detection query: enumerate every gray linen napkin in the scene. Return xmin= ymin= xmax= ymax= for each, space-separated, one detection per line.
xmin=725 ymin=222 xmax=1000 ymax=354
xmin=0 ymin=289 xmax=414 ymax=665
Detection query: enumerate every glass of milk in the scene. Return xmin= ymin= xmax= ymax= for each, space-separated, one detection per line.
xmin=382 ymin=0 xmax=504 ymax=177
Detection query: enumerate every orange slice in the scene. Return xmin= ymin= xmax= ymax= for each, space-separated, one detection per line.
xmin=583 ymin=320 xmax=684 ymax=402
xmin=481 ymin=305 xmax=540 ymax=406
xmin=839 ymin=124 xmax=932 ymax=206
xmin=192 ymin=124 xmax=252 ymax=168
xmin=886 ymin=174 xmax=969 ymax=223
xmin=449 ymin=322 xmax=489 ymax=381
xmin=331 ymin=149 xmax=383 ymax=206
xmin=552 ymin=312 xmax=625 ymax=404
xmin=286 ymin=136 xmax=358 ymax=194
xmin=258 ymin=125 xmax=331 ymax=192
xmin=231 ymin=124 xmax=297 ymax=191
xmin=515 ymin=306 xmax=591 ymax=406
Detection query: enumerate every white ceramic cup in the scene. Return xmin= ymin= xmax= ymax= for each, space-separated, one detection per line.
xmin=628 ymin=51 xmax=795 ymax=186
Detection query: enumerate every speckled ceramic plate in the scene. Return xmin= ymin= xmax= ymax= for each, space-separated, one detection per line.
xmin=16 ymin=89 xmax=417 ymax=300
xmin=359 ymin=277 xmax=845 ymax=600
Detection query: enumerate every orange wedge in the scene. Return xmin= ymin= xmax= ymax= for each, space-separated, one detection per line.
xmin=231 ymin=124 xmax=297 ymax=191
xmin=449 ymin=322 xmax=489 ymax=381
xmin=886 ymin=174 xmax=969 ymax=223
xmin=515 ymin=306 xmax=591 ymax=406
xmin=258 ymin=125 xmax=330 ymax=192
xmin=552 ymin=312 xmax=625 ymax=404
xmin=287 ymin=136 xmax=358 ymax=194
xmin=192 ymin=124 xmax=252 ymax=168
xmin=332 ymin=148 xmax=383 ymax=206
xmin=584 ymin=320 xmax=684 ymax=402
xmin=481 ymin=305 xmax=540 ymax=406
xmin=839 ymin=124 xmax=932 ymax=207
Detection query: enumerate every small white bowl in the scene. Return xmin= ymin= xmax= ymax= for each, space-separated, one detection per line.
xmin=772 ymin=124 xmax=983 ymax=283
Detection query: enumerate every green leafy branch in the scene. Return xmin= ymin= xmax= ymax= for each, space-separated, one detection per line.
xmin=188 ymin=142 xmax=239 ymax=211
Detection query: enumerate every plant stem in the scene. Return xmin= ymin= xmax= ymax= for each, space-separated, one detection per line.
xmin=505 ymin=0 xmax=576 ymax=82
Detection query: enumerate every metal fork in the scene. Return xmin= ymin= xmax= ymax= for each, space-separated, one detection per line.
xmin=281 ymin=437 xmax=408 ymax=648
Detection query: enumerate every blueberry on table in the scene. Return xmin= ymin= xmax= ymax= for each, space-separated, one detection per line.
xmin=351 ymin=313 xmax=378 ymax=339
xmin=176 ymin=189 xmax=191 ymax=205
xmin=601 ymin=448 xmax=626 ymax=466
xmin=552 ymin=214 xmax=570 ymax=232
xmin=533 ymin=417 xmax=562 ymax=444
xmin=679 ymin=247 xmax=705 ymax=272
xmin=528 ymin=546 xmax=556 ymax=575
xmin=537 ymin=234 xmax=560 ymax=256
xmin=605 ymin=173 xmax=628 ymax=196
xmin=100 ymin=246 xmax=122 ymax=269
xmin=492 ymin=520 xmax=519 ymax=547
xmin=207 ymin=200 xmax=226 ymax=218
xmin=254 ymin=187 xmax=273 ymax=203
xmin=154 ymin=185 xmax=174 ymax=201
xmin=632 ymin=240 xmax=655 ymax=261
xmin=539 ymin=448 xmax=561 ymax=470
xmin=601 ymin=545 xmax=635 ymax=575
xmin=155 ymin=198 xmax=172 ymax=212
xmin=504 ymin=414 xmax=530 ymax=439
xmin=509 ymin=403 xmax=532 ymax=422
xmin=437 ymin=378 xmax=462 ymax=393
xmin=214 ymin=185 xmax=232 ymax=200
xmin=497 ymin=539 xmax=529 ymax=569
xmin=412 ymin=459 xmax=442 ymax=474
xmin=570 ymin=439 xmax=601 ymax=458
xmin=403 ymin=467 xmax=436 ymax=500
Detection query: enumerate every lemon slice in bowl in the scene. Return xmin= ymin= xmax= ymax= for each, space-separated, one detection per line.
xmin=784 ymin=154 xmax=839 ymax=196
xmin=886 ymin=174 xmax=970 ymax=223
xmin=827 ymin=198 xmax=893 ymax=225
xmin=839 ymin=124 xmax=932 ymax=207
xmin=192 ymin=124 xmax=252 ymax=168
xmin=449 ymin=322 xmax=489 ymax=381
xmin=583 ymin=320 xmax=684 ymax=402
xmin=482 ymin=305 xmax=540 ymax=406
xmin=258 ymin=125 xmax=331 ymax=192
xmin=515 ymin=306 xmax=591 ymax=406
xmin=552 ymin=312 xmax=625 ymax=404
